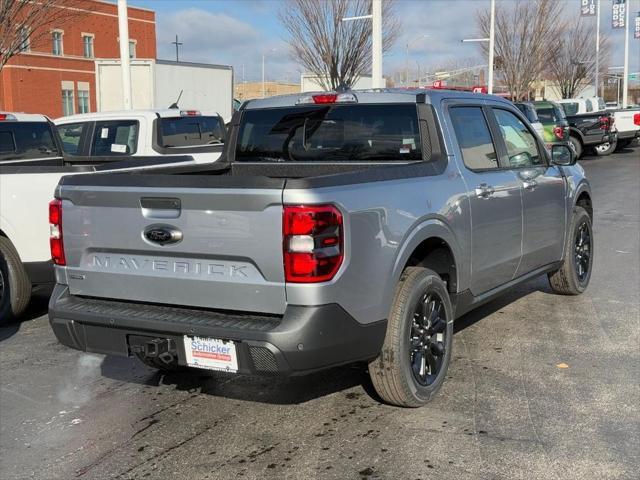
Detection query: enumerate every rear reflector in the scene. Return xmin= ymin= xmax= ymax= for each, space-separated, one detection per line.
xmin=283 ymin=205 xmax=343 ymax=283
xmin=296 ymin=93 xmax=357 ymax=105
xmin=49 ymin=199 xmax=66 ymax=266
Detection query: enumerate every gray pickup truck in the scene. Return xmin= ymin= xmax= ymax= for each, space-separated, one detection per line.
xmin=48 ymin=90 xmax=593 ymax=407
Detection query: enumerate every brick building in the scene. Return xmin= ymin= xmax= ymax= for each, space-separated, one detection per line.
xmin=0 ymin=0 xmax=156 ymax=118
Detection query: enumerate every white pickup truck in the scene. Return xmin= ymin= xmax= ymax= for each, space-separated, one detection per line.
xmin=557 ymin=97 xmax=640 ymax=152
xmin=54 ymin=109 xmax=226 ymax=163
xmin=0 ymin=111 xmax=224 ymax=323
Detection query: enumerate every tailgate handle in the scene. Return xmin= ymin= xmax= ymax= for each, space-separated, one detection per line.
xmin=141 ymin=197 xmax=181 ymax=219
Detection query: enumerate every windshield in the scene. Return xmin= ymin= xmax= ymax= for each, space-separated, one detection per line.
xmin=160 ymin=116 xmax=224 ymax=147
xmin=236 ymin=104 xmax=422 ymax=162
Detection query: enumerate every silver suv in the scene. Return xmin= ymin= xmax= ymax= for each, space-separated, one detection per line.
xmin=48 ymin=89 xmax=593 ymax=407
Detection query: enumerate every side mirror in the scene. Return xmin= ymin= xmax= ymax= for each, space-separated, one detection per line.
xmin=551 ymin=144 xmax=576 ymax=166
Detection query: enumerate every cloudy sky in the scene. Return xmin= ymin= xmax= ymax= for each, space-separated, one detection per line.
xmin=130 ymin=0 xmax=640 ymax=84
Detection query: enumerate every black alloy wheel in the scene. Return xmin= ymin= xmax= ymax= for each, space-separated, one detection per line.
xmin=409 ymin=292 xmax=447 ymax=386
xmin=574 ymin=221 xmax=591 ymax=284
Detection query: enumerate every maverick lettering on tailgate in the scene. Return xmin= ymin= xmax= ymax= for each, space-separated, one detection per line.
xmin=90 ymin=255 xmax=249 ymax=277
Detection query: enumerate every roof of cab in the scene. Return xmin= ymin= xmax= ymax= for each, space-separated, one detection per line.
xmin=54 ymin=109 xmax=222 ymax=124
xmin=0 ymin=112 xmax=50 ymax=122
xmin=242 ymin=88 xmax=513 ymax=110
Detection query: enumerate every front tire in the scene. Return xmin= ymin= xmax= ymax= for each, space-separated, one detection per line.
xmin=369 ymin=267 xmax=453 ymax=407
xmin=0 ymin=237 xmax=32 ymax=324
xmin=569 ymin=136 xmax=583 ymax=159
xmin=548 ymin=206 xmax=593 ymax=295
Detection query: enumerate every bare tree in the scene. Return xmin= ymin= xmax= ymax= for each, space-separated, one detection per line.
xmin=546 ymin=21 xmax=610 ymax=99
xmin=0 ymin=0 xmax=92 ymax=71
xmin=279 ymin=0 xmax=400 ymax=90
xmin=477 ymin=0 xmax=564 ymax=100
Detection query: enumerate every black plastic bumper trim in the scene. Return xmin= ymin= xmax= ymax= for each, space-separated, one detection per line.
xmin=48 ymin=285 xmax=387 ymax=376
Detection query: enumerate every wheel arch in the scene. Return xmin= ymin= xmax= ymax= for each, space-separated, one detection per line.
xmin=385 ymin=220 xmax=463 ymax=312
xmin=575 ymin=189 xmax=593 ymax=220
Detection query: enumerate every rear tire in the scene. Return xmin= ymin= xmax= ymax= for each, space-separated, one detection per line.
xmin=369 ymin=267 xmax=453 ymax=407
xmin=593 ymin=140 xmax=617 ymax=156
xmin=548 ymin=206 xmax=593 ymax=295
xmin=0 ymin=237 xmax=32 ymax=325
xmin=569 ymin=136 xmax=583 ymax=159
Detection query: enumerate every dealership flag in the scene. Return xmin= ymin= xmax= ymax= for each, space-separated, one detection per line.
xmin=581 ymin=0 xmax=597 ymax=16
xmin=635 ymin=12 xmax=640 ymax=39
xmin=612 ymin=0 xmax=626 ymax=29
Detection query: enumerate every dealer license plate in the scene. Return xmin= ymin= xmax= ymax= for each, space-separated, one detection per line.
xmin=183 ymin=336 xmax=238 ymax=373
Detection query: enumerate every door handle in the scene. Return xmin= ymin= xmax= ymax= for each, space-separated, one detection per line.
xmin=475 ymin=183 xmax=495 ymax=199
xmin=522 ymin=180 xmax=538 ymax=191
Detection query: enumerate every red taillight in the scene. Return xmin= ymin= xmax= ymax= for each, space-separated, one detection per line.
xmin=180 ymin=110 xmax=200 ymax=116
xmin=49 ymin=199 xmax=65 ymax=266
xmin=633 ymin=113 xmax=640 ymax=126
xmin=283 ymin=205 xmax=343 ymax=283
xmin=312 ymin=94 xmax=338 ymax=104
xmin=599 ymin=116 xmax=612 ymax=130
xmin=553 ymin=126 xmax=565 ymax=140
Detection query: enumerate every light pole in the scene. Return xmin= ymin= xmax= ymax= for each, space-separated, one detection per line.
xmin=342 ymin=0 xmax=384 ymax=89
xmin=461 ymin=0 xmax=495 ymax=94
xmin=488 ymin=0 xmax=495 ymax=94
xmin=621 ymin=1 xmax=630 ymax=108
xmin=406 ymin=34 xmax=429 ymax=86
xmin=262 ymin=48 xmax=277 ymax=98
xmin=594 ymin=0 xmax=601 ymax=95
xmin=116 ymin=0 xmax=132 ymax=109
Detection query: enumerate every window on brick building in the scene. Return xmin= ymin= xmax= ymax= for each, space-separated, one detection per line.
xmin=62 ymin=89 xmax=75 ymax=116
xmin=82 ymin=34 xmax=94 ymax=58
xmin=128 ymin=40 xmax=136 ymax=59
xmin=78 ymin=89 xmax=90 ymax=114
xmin=52 ymin=30 xmax=63 ymax=56
xmin=19 ymin=27 xmax=30 ymax=52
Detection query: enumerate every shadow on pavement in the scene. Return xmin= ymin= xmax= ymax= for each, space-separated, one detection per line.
xmin=100 ymin=355 xmax=375 ymax=405
xmin=454 ymin=275 xmax=551 ymax=334
xmin=98 ymin=276 xmax=552 ymax=404
xmin=0 ymin=289 xmax=51 ymax=342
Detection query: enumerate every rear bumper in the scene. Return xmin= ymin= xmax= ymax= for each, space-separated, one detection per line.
xmin=48 ymin=285 xmax=386 ymax=376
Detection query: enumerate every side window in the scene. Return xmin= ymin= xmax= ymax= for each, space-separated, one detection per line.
xmin=493 ymin=109 xmax=543 ymax=168
xmin=91 ymin=120 xmax=138 ymax=155
xmin=57 ymin=122 xmax=86 ymax=155
xmin=449 ymin=106 xmax=499 ymax=170
xmin=585 ymin=99 xmax=593 ymax=112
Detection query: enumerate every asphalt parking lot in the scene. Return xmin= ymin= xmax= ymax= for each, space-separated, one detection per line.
xmin=1 ymin=146 xmax=638 ymax=480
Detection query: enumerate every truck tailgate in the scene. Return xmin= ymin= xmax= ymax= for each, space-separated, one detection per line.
xmin=56 ymin=175 xmax=287 ymax=315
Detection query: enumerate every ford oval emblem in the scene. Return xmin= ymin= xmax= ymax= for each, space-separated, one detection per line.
xmin=144 ymin=225 xmax=183 ymax=246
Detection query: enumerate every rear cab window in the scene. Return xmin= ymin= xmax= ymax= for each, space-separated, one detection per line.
xmin=236 ymin=104 xmax=422 ymax=162
xmin=0 ymin=122 xmax=60 ymax=161
xmin=560 ymin=103 xmax=579 ymax=116
xmin=92 ymin=120 xmax=139 ymax=155
xmin=158 ymin=116 xmax=225 ymax=148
